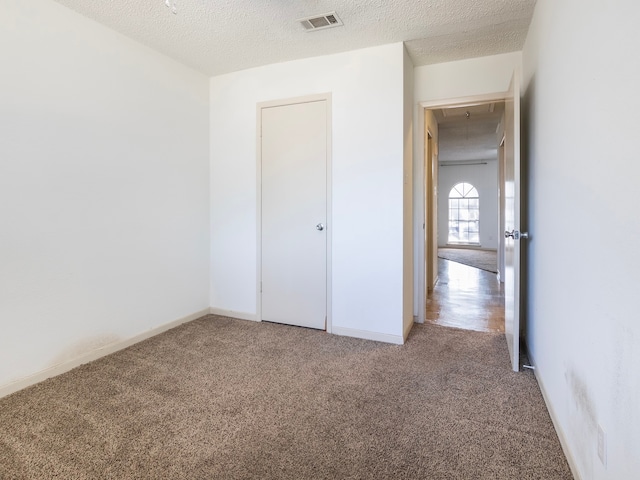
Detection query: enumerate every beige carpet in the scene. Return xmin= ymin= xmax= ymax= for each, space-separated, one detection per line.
xmin=0 ymin=316 xmax=572 ymax=479
xmin=439 ymin=248 xmax=498 ymax=273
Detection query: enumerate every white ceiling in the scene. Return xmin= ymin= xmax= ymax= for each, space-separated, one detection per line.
xmin=436 ymin=102 xmax=505 ymax=163
xmin=52 ymin=0 xmax=536 ymax=76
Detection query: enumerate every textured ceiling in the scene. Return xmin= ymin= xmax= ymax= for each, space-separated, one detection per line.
xmin=52 ymin=0 xmax=536 ymax=76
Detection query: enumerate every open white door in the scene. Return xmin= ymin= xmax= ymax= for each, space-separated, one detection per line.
xmin=504 ymin=69 xmax=526 ymax=372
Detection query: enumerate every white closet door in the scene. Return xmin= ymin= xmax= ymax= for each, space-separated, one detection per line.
xmin=261 ymin=100 xmax=327 ymax=329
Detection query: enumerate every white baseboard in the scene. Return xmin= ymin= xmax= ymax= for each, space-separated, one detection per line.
xmin=0 ymin=308 xmax=210 ymax=400
xmin=529 ymin=353 xmax=582 ymax=480
xmin=332 ymin=326 xmax=404 ymax=345
xmin=208 ymin=311 xmax=404 ymax=345
xmin=209 ymin=307 xmax=258 ymax=322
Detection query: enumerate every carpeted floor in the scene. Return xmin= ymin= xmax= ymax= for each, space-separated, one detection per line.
xmin=0 ymin=315 xmax=572 ymax=479
xmin=438 ymin=248 xmax=498 ymax=273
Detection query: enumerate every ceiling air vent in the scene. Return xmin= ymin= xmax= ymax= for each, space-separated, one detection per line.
xmin=299 ymin=12 xmax=343 ymax=32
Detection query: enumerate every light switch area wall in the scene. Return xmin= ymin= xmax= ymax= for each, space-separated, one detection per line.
xmin=0 ymin=0 xmax=210 ymax=392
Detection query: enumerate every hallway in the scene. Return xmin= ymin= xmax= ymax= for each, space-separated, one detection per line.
xmin=426 ymin=258 xmax=505 ymax=333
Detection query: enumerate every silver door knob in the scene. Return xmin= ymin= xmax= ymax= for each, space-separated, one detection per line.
xmin=316 ymin=223 xmax=324 ymax=231
xmin=505 ymin=230 xmax=529 ymax=240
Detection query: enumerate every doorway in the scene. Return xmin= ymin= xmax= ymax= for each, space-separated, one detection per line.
xmin=257 ymin=94 xmax=332 ymax=331
xmin=419 ymin=95 xmax=507 ymax=333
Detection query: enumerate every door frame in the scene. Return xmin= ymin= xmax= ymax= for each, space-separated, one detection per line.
xmin=425 ymin=129 xmax=437 ymax=295
xmin=498 ymin=134 xmax=506 ymax=282
xmin=416 ymin=91 xmax=509 ymax=324
xmin=256 ymin=93 xmax=333 ymax=332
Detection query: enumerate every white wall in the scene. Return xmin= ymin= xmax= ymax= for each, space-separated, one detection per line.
xmin=0 ymin=0 xmax=210 ymax=391
xmin=413 ymin=52 xmax=520 ymax=316
xmin=210 ymin=43 xmax=407 ymax=341
xmin=414 ymin=52 xmax=522 ymax=104
xmin=437 ymin=162 xmax=499 ymax=249
xmin=523 ymin=1 xmax=640 ymax=479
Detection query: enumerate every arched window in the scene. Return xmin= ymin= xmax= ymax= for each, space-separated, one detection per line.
xmin=448 ymin=182 xmax=480 ymax=244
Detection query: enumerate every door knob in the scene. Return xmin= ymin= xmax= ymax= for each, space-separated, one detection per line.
xmin=505 ymin=230 xmax=529 ymax=240
xmin=316 ymin=223 xmax=324 ymax=231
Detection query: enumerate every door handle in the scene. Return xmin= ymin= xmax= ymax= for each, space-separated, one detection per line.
xmin=505 ymin=230 xmax=529 ymax=240
xmin=316 ymin=223 xmax=324 ymax=231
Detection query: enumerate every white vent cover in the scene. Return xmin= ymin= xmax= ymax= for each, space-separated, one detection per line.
xmin=298 ymin=12 xmax=343 ymax=31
